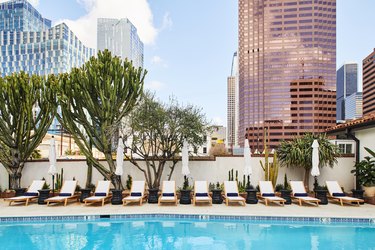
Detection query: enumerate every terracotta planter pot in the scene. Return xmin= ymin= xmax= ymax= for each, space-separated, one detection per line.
xmin=363 ymin=186 xmax=375 ymax=197
xmin=1 ymin=191 xmax=15 ymax=198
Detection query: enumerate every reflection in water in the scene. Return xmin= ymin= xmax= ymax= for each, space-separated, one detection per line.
xmin=0 ymin=219 xmax=374 ymax=249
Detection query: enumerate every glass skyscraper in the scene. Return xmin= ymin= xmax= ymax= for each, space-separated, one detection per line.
xmin=239 ymin=0 xmax=336 ymax=150
xmin=0 ymin=0 xmax=95 ymax=77
xmin=97 ymin=18 xmax=143 ymax=68
xmin=336 ymin=63 xmax=358 ymax=121
xmin=0 ymin=0 xmax=95 ymax=134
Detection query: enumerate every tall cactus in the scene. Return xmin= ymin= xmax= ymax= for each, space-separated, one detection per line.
xmin=259 ymin=128 xmax=279 ymax=186
xmin=0 ymin=72 xmax=58 ymax=189
xmin=57 ymin=50 xmax=146 ymax=189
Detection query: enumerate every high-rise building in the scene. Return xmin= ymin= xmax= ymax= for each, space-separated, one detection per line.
xmin=0 ymin=0 xmax=95 ymax=135
xmin=239 ymin=0 xmax=336 ymax=150
xmin=97 ymin=18 xmax=143 ymax=68
xmin=336 ymin=63 xmax=358 ymax=120
xmin=227 ymin=52 xmax=239 ymax=150
xmin=0 ymin=0 xmax=94 ymax=76
xmin=345 ymin=92 xmax=362 ymax=120
xmin=363 ymin=49 xmax=375 ymax=116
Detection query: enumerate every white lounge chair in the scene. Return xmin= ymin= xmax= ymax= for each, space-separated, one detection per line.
xmin=223 ymin=181 xmax=245 ymax=206
xmin=193 ymin=181 xmax=212 ymax=206
xmin=259 ymin=181 xmax=286 ymax=206
xmin=290 ymin=181 xmax=320 ymax=206
xmin=5 ymin=180 xmax=45 ymax=206
xmin=83 ymin=181 xmax=112 ymax=206
xmin=326 ymin=181 xmax=364 ymax=206
xmin=158 ymin=181 xmax=177 ymax=206
xmin=123 ymin=180 xmax=146 ymax=206
xmin=45 ymin=180 xmax=79 ymax=206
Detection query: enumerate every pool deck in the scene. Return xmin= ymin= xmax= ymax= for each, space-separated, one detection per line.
xmin=0 ymin=199 xmax=374 ymax=219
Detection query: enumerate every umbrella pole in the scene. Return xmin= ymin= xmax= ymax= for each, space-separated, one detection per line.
xmin=52 ymin=174 xmax=55 ymax=196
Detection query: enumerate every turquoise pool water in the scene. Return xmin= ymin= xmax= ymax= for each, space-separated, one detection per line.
xmin=0 ymin=217 xmax=374 ymax=250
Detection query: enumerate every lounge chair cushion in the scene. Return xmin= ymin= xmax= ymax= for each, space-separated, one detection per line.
xmin=262 ymin=193 xmax=275 ymax=197
xmin=59 ymin=193 xmax=72 ymax=197
xmin=227 ymin=193 xmax=239 ymax=197
xmin=196 ymin=193 xmax=208 ymax=197
xmin=162 ymin=193 xmax=174 ymax=197
xmin=24 ymin=192 xmax=38 ymax=196
xmin=294 ymin=193 xmax=308 ymax=197
xmin=131 ymin=192 xmax=142 ymax=197
xmin=94 ymin=192 xmax=107 ymax=196
xmin=332 ymin=192 xmax=345 ymax=197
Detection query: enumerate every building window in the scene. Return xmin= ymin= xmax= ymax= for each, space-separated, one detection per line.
xmin=338 ymin=144 xmax=353 ymax=154
xmin=203 ymin=147 xmax=207 ymax=154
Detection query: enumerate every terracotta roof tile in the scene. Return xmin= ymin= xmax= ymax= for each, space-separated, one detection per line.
xmin=326 ymin=113 xmax=375 ymax=132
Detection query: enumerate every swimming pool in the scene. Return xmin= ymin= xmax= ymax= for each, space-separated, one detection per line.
xmin=0 ymin=215 xmax=374 ymax=249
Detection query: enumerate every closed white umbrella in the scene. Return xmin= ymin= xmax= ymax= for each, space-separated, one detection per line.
xmin=48 ymin=136 xmax=58 ymax=194
xmin=244 ymin=139 xmax=252 ymax=176
xmin=311 ymin=139 xmax=320 ymax=177
xmin=115 ymin=137 xmax=124 ymax=176
xmin=181 ymin=139 xmax=190 ymax=176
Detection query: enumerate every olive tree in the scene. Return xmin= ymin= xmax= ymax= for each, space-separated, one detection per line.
xmin=0 ymin=72 xmax=58 ymax=189
xmin=122 ymin=92 xmax=209 ymax=189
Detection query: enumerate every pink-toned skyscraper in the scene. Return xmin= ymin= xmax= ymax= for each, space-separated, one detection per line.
xmin=239 ymin=0 xmax=336 ymax=151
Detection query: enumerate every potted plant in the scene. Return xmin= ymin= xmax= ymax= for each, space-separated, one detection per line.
xmin=351 ymin=147 xmax=375 ymax=197
xmin=280 ymin=174 xmax=292 ymax=204
xmin=179 ymin=176 xmax=193 ymax=205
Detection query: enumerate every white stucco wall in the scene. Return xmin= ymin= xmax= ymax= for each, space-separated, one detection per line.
xmin=355 ymin=127 xmax=375 ymax=160
xmin=0 ymin=155 xmax=356 ymax=192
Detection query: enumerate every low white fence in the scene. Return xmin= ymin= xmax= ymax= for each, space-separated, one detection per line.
xmin=0 ymin=155 xmax=356 ymax=191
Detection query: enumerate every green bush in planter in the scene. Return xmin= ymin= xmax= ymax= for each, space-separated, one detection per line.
xmin=351 ymin=147 xmax=375 ymax=187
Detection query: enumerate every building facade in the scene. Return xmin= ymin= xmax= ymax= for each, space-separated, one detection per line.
xmin=0 ymin=0 xmax=94 ymax=134
xmin=239 ymin=0 xmax=336 ymax=150
xmin=0 ymin=0 xmax=94 ymax=76
xmin=363 ymin=49 xmax=375 ymax=116
xmin=227 ymin=52 xmax=239 ymax=151
xmin=97 ymin=18 xmax=143 ymax=68
xmin=336 ymin=63 xmax=358 ymax=121
xmin=345 ymin=92 xmax=362 ymax=120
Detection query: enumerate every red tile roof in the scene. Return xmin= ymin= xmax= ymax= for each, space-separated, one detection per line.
xmin=326 ymin=113 xmax=375 ymax=133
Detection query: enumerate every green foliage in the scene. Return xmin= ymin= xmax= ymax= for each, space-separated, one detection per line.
xmin=351 ymin=147 xmax=375 ymax=187
xmin=126 ymin=175 xmax=133 ymax=190
xmin=275 ymin=184 xmax=284 ymax=192
xmin=123 ymin=92 xmax=208 ymax=189
xmin=55 ymin=168 xmax=64 ymax=190
xmin=283 ymin=173 xmax=291 ymax=190
xmin=31 ymin=149 xmax=42 ymax=159
xmin=57 ymin=49 xmax=146 ymax=189
xmin=0 ymin=72 xmax=58 ymax=189
xmin=182 ymin=176 xmax=192 ymax=190
xmin=277 ymin=133 xmax=339 ymax=189
xmin=42 ymin=178 xmax=50 ymax=190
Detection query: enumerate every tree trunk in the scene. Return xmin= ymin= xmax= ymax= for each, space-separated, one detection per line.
xmin=9 ymin=172 xmax=21 ymax=189
xmin=111 ymin=174 xmax=123 ymax=190
xmin=304 ymin=168 xmax=310 ymax=191
xmin=85 ymin=160 xmax=93 ymax=188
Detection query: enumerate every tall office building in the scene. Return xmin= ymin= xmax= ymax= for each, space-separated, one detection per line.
xmin=0 ymin=0 xmax=95 ymax=134
xmin=97 ymin=18 xmax=143 ymax=68
xmin=336 ymin=63 xmax=358 ymax=121
xmin=0 ymin=0 xmax=95 ymax=76
xmin=363 ymin=49 xmax=375 ymax=116
xmin=345 ymin=92 xmax=362 ymax=120
xmin=227 ymin=52 xmax=239 ymax=150
xmin=239 ymin=0 xmax=336 ymax=150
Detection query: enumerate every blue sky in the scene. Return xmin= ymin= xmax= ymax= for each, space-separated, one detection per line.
xmin=28 ymin=0 xmax=375 ymax=125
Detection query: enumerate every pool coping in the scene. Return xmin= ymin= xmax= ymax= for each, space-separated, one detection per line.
xmin=1 ymin=213 xmax=375 ymax=224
